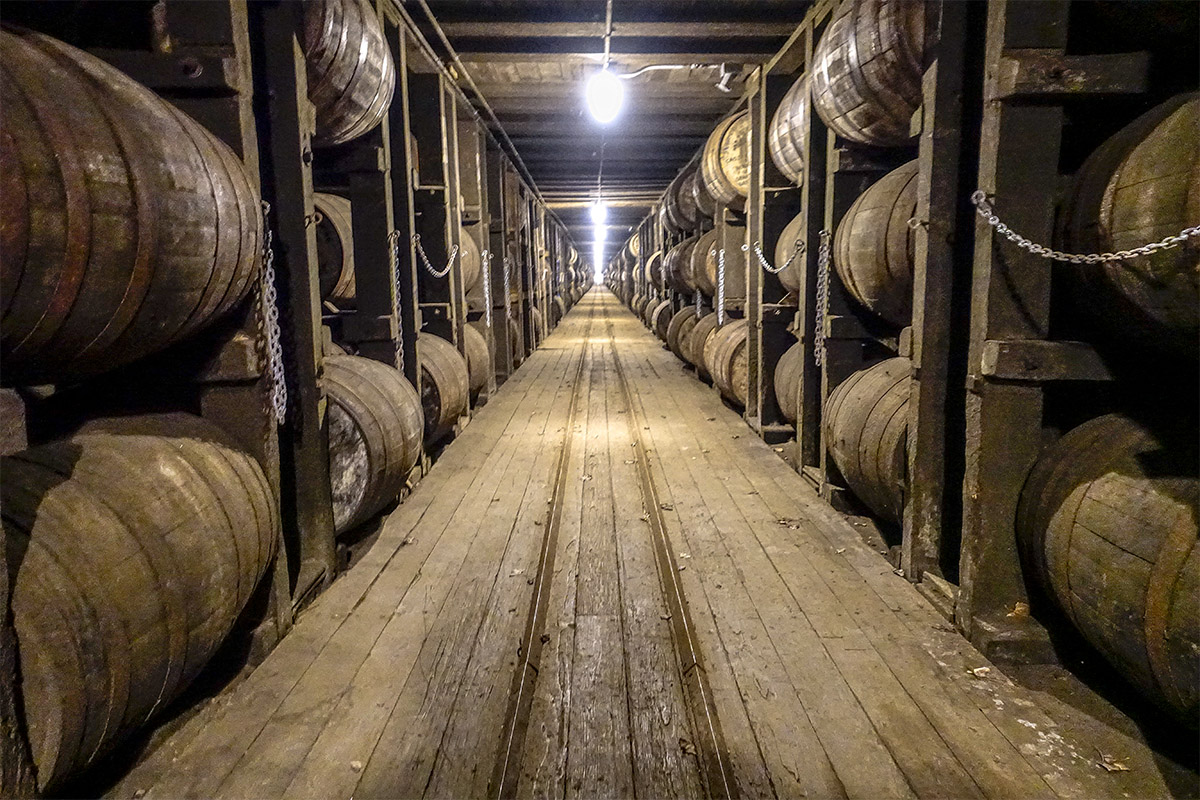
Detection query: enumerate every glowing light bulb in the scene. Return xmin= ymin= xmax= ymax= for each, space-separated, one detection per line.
xmin=586 ymin=69 xmax=624 ymax=124
xmin=589 ymin=201 xmax=608 ymax=225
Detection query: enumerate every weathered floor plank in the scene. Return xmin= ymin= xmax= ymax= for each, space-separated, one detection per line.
xmin=110 ymin=290 xmax=1175 ymax=800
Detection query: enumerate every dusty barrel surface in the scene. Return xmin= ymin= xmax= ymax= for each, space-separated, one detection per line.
xmin=833 ymin=160 xmax=919 ymax=327
xmin=651 ymin=300 xmax=675 ymax=341
xmin=301 ymin=0 xmax=396 ymax=146
xmin=775 ymin=212 xmax=806 ymax=294
xmin=2 ymin=414 xmax=276 ymax=791
xmin=693 ymin=170 xmax=717 ymax=220
xmin=314 ymin=193 xmax=357 ymax=308
xmin=1018 ymin=414 xmax=1198 ymax=722
xmin=667 ymin=308 xmax=701 ymax=360
xmin=701 ymin=111 xmax=751 ymax=210
xmin=811 ymin=0 xmax=926 ymax=147
xmin=418 ymin=333 xmax=470 ymax=444
xmin=824 ymin=357 xmax=911 ymax=523
xmin=1058 ymin=95 xmax=1199 ymax=355
xmin=769 ymin=74 xmax=810 ymax=185
xmin=664 ymin=236 xmax=700 ymax=294
xmin=645 ymin=250 xmax=665 ymax=292
xmin=774 ymin=340 xmax=804 ymax=423
xmin=462 ymin=320 xmax=491 ymax=393
xmin=0 ymin=31 xmax=262 ymax=386
xmin=685 ymin=312 xmax=721 ymax=375
xmin=707 ymin=319 xmax=749 ymax=406
xmin=459 ymin=229 xmax=483 ymax=294
xmin=326 ymin=355 xmax=424 ymax=534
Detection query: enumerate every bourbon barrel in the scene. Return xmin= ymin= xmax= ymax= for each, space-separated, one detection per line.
xmin=811 ymin=0 xmax=925 ymax=147
xmin=685 ymin=312 xmax=721 ymax=376
xmin=769 ymin=74 xmax=810 ymax=186
xmin=667 ymin=308 xmax=701 ymax=361
xmin=314 ymin=193 xmax=357 ymax=308
xmin=325 ymin=355 xmax=423 ymax=534
xmin=0 ymin=31 xmax=262 ymax=386
xmin=833 ymin=160 xmax=919 ymax=327
xmin=645 ymin=250 xmax=665 ymax=292
xmin=824 ymin=357 xmax=911 ymax=523
xmin=301 ymin=0 xmax=395 ymax=146
xmin=693 ymin=170 xmax=718 ymax=221
xmin=664 ymin=236 xmax=700 ymax=294
xmin=3 ymin=414 xmax=276 ymax=791
xmin=707 ymin=319 xmax=750 ymax=406
xmin=774 ymin=211 xmax=807 ymax=295
xmin=676 ymin=168 xmax=702 ymax=229
xmin=774 ymin=340 xmax=804 ymax=423
xmin=418 ymin=333 xmax=469 ymax=444
xmin=461 ymin=322 xmax=491 ymax=394
xmin=1017 ymin=414 xmax=1198 ymax=722
xmin=701 ymin=110 xmax=751 ymax=211
xmin=691 ymin=230 xmax=720 ymax=296
xmin=459 ymin=229 xmax=483 ymax=294
xmin=1059 ymin=95 xmax=1199 ymax=355
xmin=651 ymin=299 xmax=675 ymax=342
xmin=699 ymin=231 xmax=748 ymax=301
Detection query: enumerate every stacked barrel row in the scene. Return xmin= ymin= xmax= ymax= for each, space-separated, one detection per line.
xmin=612 ymin=0 xmax=1198 ymax=726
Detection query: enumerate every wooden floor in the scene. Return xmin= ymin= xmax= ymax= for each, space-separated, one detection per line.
xmin=113 ymin=289 xmax=1175 ymax=800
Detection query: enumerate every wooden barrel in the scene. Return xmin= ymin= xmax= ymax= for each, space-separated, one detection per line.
xmin=418 ymin=333 xmax=469 ymax=444
xmin=314 ymin=193 xmax=357 ymax=308
xmin=691 ymin=230 xmax=719 ymax=296
xmin=325 ymin=355 xmax=423 ymax=534
xmin=1058 ymin=95 xmax=1199 ymax=355
xmin=693 ymin=166 xmax=718 ymax=221
xmin=833 ymin=159 xmax=919 ymax=327
xmin=658 ymin=202 xmax=677 ymax=235
xmin=701 ymin=111 xmax=751 ymax=210
xmin=774 ymin=340 xmax=804 ymax=423
xmin=664 ymin=237 xmax=699 ymax=294
xmin=3 ymin=413 xmax=276 ymax=791
xmin=642 ymin=296 xmax=659 ymax=327
xmin=666 ymin=308 xmax=701 ymax=361
xmin=632 ymin=293 xmax=649 ymax=321
xmin=677 ymin=168 xmax=702 ymax=229
xmin=811 ymin=0 xmax=925 ymax=147
xmin=1017 ymin=414 xmax=1198 ymax=722
xmin=301 ymin=0 xmax=395 ymax=146
xmin=0 ymin=30 xmax=262 ymax=387
xmin=707 ymin=319 xmax=749 ymax=406
xmin=769 ymin=74 xmax=809 ymax=185
xmin=699 ymin=230 xmax=748 ymax=300
xmin=461 ymin=323 xmax=490 ymax=394
xmin=775 ymin=211 xmax=806 ymax=294
xmin=824 ymin=357 xmax=911 ymax=523
xmin=685 ymin=312 xmax=721 ymax=375
xmin=651 ymin=299 xmax=675 ymax=342
xmin=459 ymin=228 xmax=483 ymax=294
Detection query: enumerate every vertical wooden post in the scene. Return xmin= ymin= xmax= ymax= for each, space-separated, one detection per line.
xmin=903 ymin=0 xmax=981 ymax=584
xmin=957 ymin=0 xmax=1066 ymax=659
xmin=486 ymin=144 xmax=512 ymax=382
xmin=745 ymin=69 xmax=766 ymax=429
xmin=384 ymin=21 xmax=422 ymax=392
xmin=250 ymin=0 xmax=336 ymax=603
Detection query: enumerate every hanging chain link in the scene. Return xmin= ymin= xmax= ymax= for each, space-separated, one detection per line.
xmin=257 ymin=202 xmax=288 ymax=423
xmin=716 ymin=247 xmax=727 ymax=326
xmin=387 ymin=230 xmax=405 ymax=376
xmin=970 ymin=190 xmax=1200 ymax=264
xmin=482 ymin=249 xmax=494 ymax=332
xmin=814 ymin=229 xmax=832 ymax=368
xmin=743 ymin=238 xmax=805 ymax=275
xmin=502 ymin=254 xmax=512 ymax=323
xmin=412 ymin=232 xmax=459 ymax=278
xmin=694 ymin=287 xmax=702 ymax=318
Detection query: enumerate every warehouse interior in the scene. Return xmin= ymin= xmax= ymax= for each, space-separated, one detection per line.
xmin=0 ymin=1 xmax=1197 ymax=798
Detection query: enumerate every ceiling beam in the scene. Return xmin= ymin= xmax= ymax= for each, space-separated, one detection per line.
xmin=453 ymin=37 xmax=780 ymax=56
xmin=455 ymin=51 xmax=766 ymax=65
xmin=439 ymin=22 xmax=800 ymax=38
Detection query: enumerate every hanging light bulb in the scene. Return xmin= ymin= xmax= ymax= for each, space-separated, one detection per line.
xmin=589 ymin=200 xmax=608 ymax=225
xmin=585 ymin=68 xmax=624 ymax=124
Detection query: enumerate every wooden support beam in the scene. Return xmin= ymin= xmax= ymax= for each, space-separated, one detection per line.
xmin=979 ymin=340 xmax=1115 ymax=382
xmin=991 ymin=50 xmax=1151 ymax=100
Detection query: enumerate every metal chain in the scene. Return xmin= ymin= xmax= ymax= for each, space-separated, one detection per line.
xmin=970 ymin=189 xmax=1200 ymax=264
xmin=716 ymin=247 xmax=727 ymax=326
xmin=387 ymin=230 xmax=405 ymax=376
xmin=482 ymin=250 xmax=494 ymax=331
xmin=743 ymin=238 xmax=805 ymax=275
xmin=694 ymin=287 xmax=702 ymax=318
xmin=258 ymin=202 xmax=288 ymax=423
xmin=502 ymin=254 xmax=512 ymax=323
xmin=412 ymin=232 xmax=459 ymax=278
xmin=814 ymin=229 xmax=831 ymax=368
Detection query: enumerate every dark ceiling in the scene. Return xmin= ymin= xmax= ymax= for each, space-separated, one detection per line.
xmin=416 ymin=1 xmax=811 ymax=268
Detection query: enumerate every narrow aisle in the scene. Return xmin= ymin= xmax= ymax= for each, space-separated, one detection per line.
xmin=113 ymin=289 xmax=1170 ymax=800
